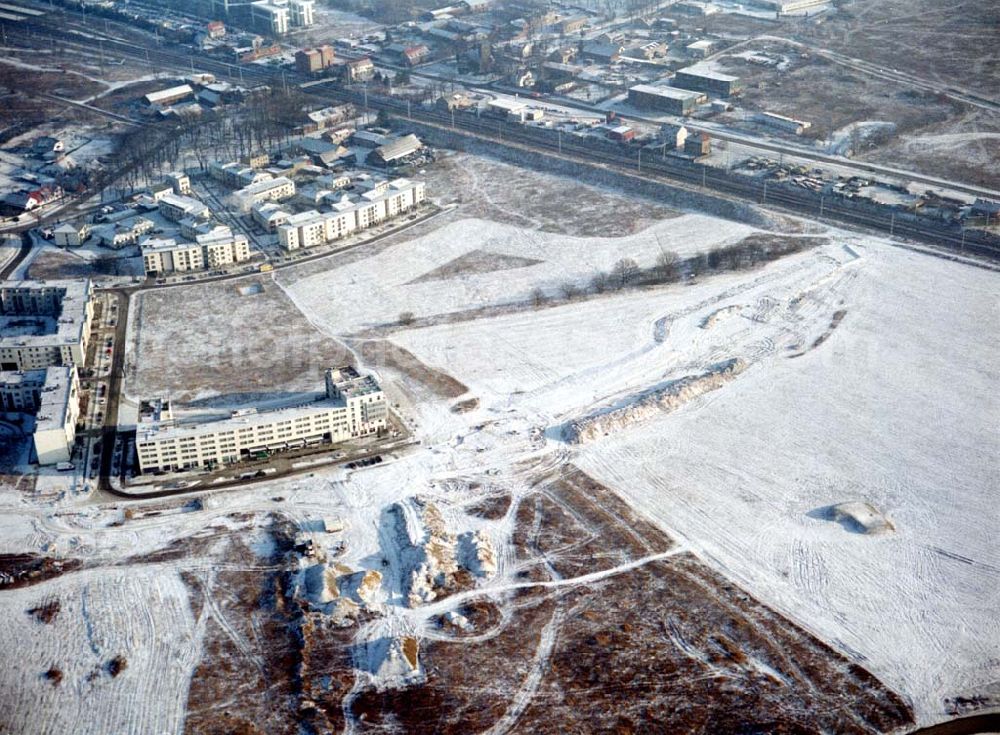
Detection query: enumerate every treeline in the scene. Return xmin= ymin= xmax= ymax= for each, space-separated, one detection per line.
xmin=535 ymin=234 xmax=823 ymax=305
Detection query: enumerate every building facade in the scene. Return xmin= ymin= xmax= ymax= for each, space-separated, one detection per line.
xmin=0 ymin=280 xmax=93 ymax=371
xmin=0 ymin=366 xmax=80 ymax=464
xmin=135 ymin=367 xmax=387 ymax=473
xmin=141 ymin=234 xmax=252 ymax=276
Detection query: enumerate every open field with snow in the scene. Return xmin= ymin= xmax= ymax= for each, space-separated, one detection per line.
xmin=386 ymin=231 xmax=998 ymax=724
xmin=3 ymin=133 xmax=996 ymax=732
xmin=279 ymin=213 xmax=764 ymax=336
xmin=124 ymin=276 xmax=354 ymax=405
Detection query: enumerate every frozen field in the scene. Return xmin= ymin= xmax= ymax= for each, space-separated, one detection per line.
xmin=0 ymin=567 xmax=201 ymax=735
xmin=279 ymin=214 xmax=760 ymax=335
xmin=388 ymin=233 xmax=998 ymax=724
xmin=570 ymin=244 xmax=1000 ymax=721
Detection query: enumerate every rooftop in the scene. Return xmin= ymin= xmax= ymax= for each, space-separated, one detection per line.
xmin=630 ymin=83 xmax=704 ymax=100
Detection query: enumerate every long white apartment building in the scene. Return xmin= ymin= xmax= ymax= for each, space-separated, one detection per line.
xmin=0 ymin=279 xmax=94 ymax=371
xmin=159 ymin=193 xmax=211 ymax=222
xmin=141 ymin=231 xmax=252 ymax=276
xmin=0 ymin=367 xmax=80 ymax=464
xmin=234 ymin=176 xmax=295 ymax=211
xmin=278 ymin=178 xmax=425 ymax=251
xmin=135 ymin=367 xmax=387 ymax=474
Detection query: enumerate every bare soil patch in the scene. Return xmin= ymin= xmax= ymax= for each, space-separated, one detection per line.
xmin=407 ymin=248 xmax=543 ymax=285
xmin=130 ymin=278 xmax=354 ymax=403
xmin=425 ymin=152 xmax=680 ymax=237
xmin=354 ymin=339 xmax=467 ymax=399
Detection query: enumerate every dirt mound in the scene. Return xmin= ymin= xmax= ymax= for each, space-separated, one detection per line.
xmin=565 ymin=358 xmax=747 ymax=443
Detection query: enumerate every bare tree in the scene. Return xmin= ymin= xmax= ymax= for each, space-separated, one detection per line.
xmin=613 ymin=257 xmax=640 ymax=288
xmin=399 ymin=310 xmax=415 ymax=326
xmin=591 ymin=271 xmax=610 ymax=293
xmin=655 ymin=250 xmax=679 ymax=282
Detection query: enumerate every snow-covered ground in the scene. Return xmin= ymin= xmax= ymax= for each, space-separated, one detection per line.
xmin=0 ymin=567 xmax=202 ymax=735
xmin=279 ymin=214 xmax=759 ymax=335
xmin=1 ymin=190 xmax=995 ymax=729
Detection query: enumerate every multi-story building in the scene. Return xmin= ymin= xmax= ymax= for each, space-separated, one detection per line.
xmin=166 ymin=171 xmax=192 ymax=195
xmin=289 ymin=0 xmax=316 ymax=26
xmin=251 ymin=202 xmax=289 ymax=232
xmin=234 ymin=176 xmax=296 ymax=210
xmin=251 ymin=0 xmax=289 ymax=34
xmin=295 ymin=43 xmax=332 ymax=73
xmin=159 ymin=193 xmax=211 ymax=222
xmin=52 ymin=222 xmax=90 ymax=247
xmin=277 ymin=179 xmax=424 ymax=251
xmin=628 ymin=84 xmax=706 ymax=115
xmin=141 ymin=233 xmax=252 ymax=276
xmin=0 ymin=366 xmax=80 ymax=464
xmin=135 ymin=366 xmax=387 ymax=473
xmin=0 ymin=280 xmax=94 ymax=371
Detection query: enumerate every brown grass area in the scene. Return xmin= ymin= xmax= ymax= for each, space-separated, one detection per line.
xmin=354 ymin=339 xmax=467 ymax=399
xmin=719 ymin=50 xmax=959 ymax=140
xmin=27 ymin=599 xmax=61 ymax=624
xmin=425 ymin=153 xmax=680 ymax=236
xmin=342 ymin=468 xmax=912 ymax=734
xmin=183 ymin=533 xmax=302 ymax=735
xmin=0 ymin=554 xmax=81 ymax=591
xmin=130 ymin=278 xmax=354 ymax=402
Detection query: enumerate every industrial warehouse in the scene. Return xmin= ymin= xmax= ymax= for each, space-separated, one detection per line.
xmin=134 ymin=367 xmax=387 ymax=473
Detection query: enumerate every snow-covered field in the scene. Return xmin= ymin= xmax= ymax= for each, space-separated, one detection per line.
xmin=0 ymin=567 xmax=202 ymax=735
xmin=279 ymin=214 xmax=759 ymax=335
xmin=2 ymin=156 xmax=996 ymax=730
xmin=388 ymin=233 xmax=998 ymax=723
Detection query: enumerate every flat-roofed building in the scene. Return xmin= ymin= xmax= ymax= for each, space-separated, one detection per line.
xmin=234 ymin=176 xmax=296 ymax=210
xmin=0 ymin=279 xmax=94 ymax=371
xmin=628 ymin=84 xmax=705 ymax=115
xmin=672 ymin=65 xmax=741 ymax=97
xmin=0 ymin=366 xmax=80 ymax=464
xmin=135 ymin=366 xmax=387 ymax=473
xmin=159 ymin=193 xmax=211 ymax=222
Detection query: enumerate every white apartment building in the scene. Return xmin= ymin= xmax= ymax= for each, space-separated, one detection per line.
xmin=278 ymin=178 xmax=424 ymax=251
xmin=0 ymin=280 xmax=94 ymax=371
xmin=135 ymin=367 xmax=387 ymax=473
xmin=251 ymin=202 xmax=289 ymax=232
xmin=290 ymin=0 xmax=315 ymax=26
xmin=166 ymin=171 xmax=192 ymax=195
xmin=141 ymin=233 xmax=252 ymax=276
xmin=159 ymin=193 xmax=211 ymax=222
xmin=251 ymin=0 xmax=290 ymax=34
xmin=0 ymin=366 xmax=80 ymax=465
xmin=234 ymin=176 xmax=296 ymax=211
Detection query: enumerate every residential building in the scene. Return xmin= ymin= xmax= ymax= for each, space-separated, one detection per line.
xmin=278 ymin=178 xmax=424 ymax=250
xmin=234 ymin=176 xmax=296 ymax=210
xmin=672 ymin=66 xmax=741 ymax=97
xmin=684 ymin=132 xmax=712 ymax=157
xmin=0 ymin=366 xmax=80 ymax=464
xmin=52 ymin=222 xmax=90 ymax=248
xmin=628 ymin=84 xmax=705 ymax=115
xmin=343 ymin=57 xmax=375 ymax=83
xmin=659 ymin=123 xmax=689 ymax=149
xmin=135 ymin=366 xmax=387 ymax=473
xmin=141 ymin=234 xmax=252 ymax=276
xmin=251 ymin=0 xmax=289 ymax=34
xmin=206 ymin=20 xmax=226 ymax=38
xmin=296 ymin=45 xmax=335 ymax=74
xmin=166 ymin=171 xmax=192 ymax=195
xmin=244 ymin=151 xmax=270 ymax=169
xmin=0 ymin=279 xmax=94 ymax=371
xmin=92 ymin=217 xmax=154 ymax=250
xmin=289 ymin=0 xmax=315 ymax=26
xmin=159 ymin=193 xmax=211 ymax=222
xmin=251 ymin=202 xmax=289 ymax=232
